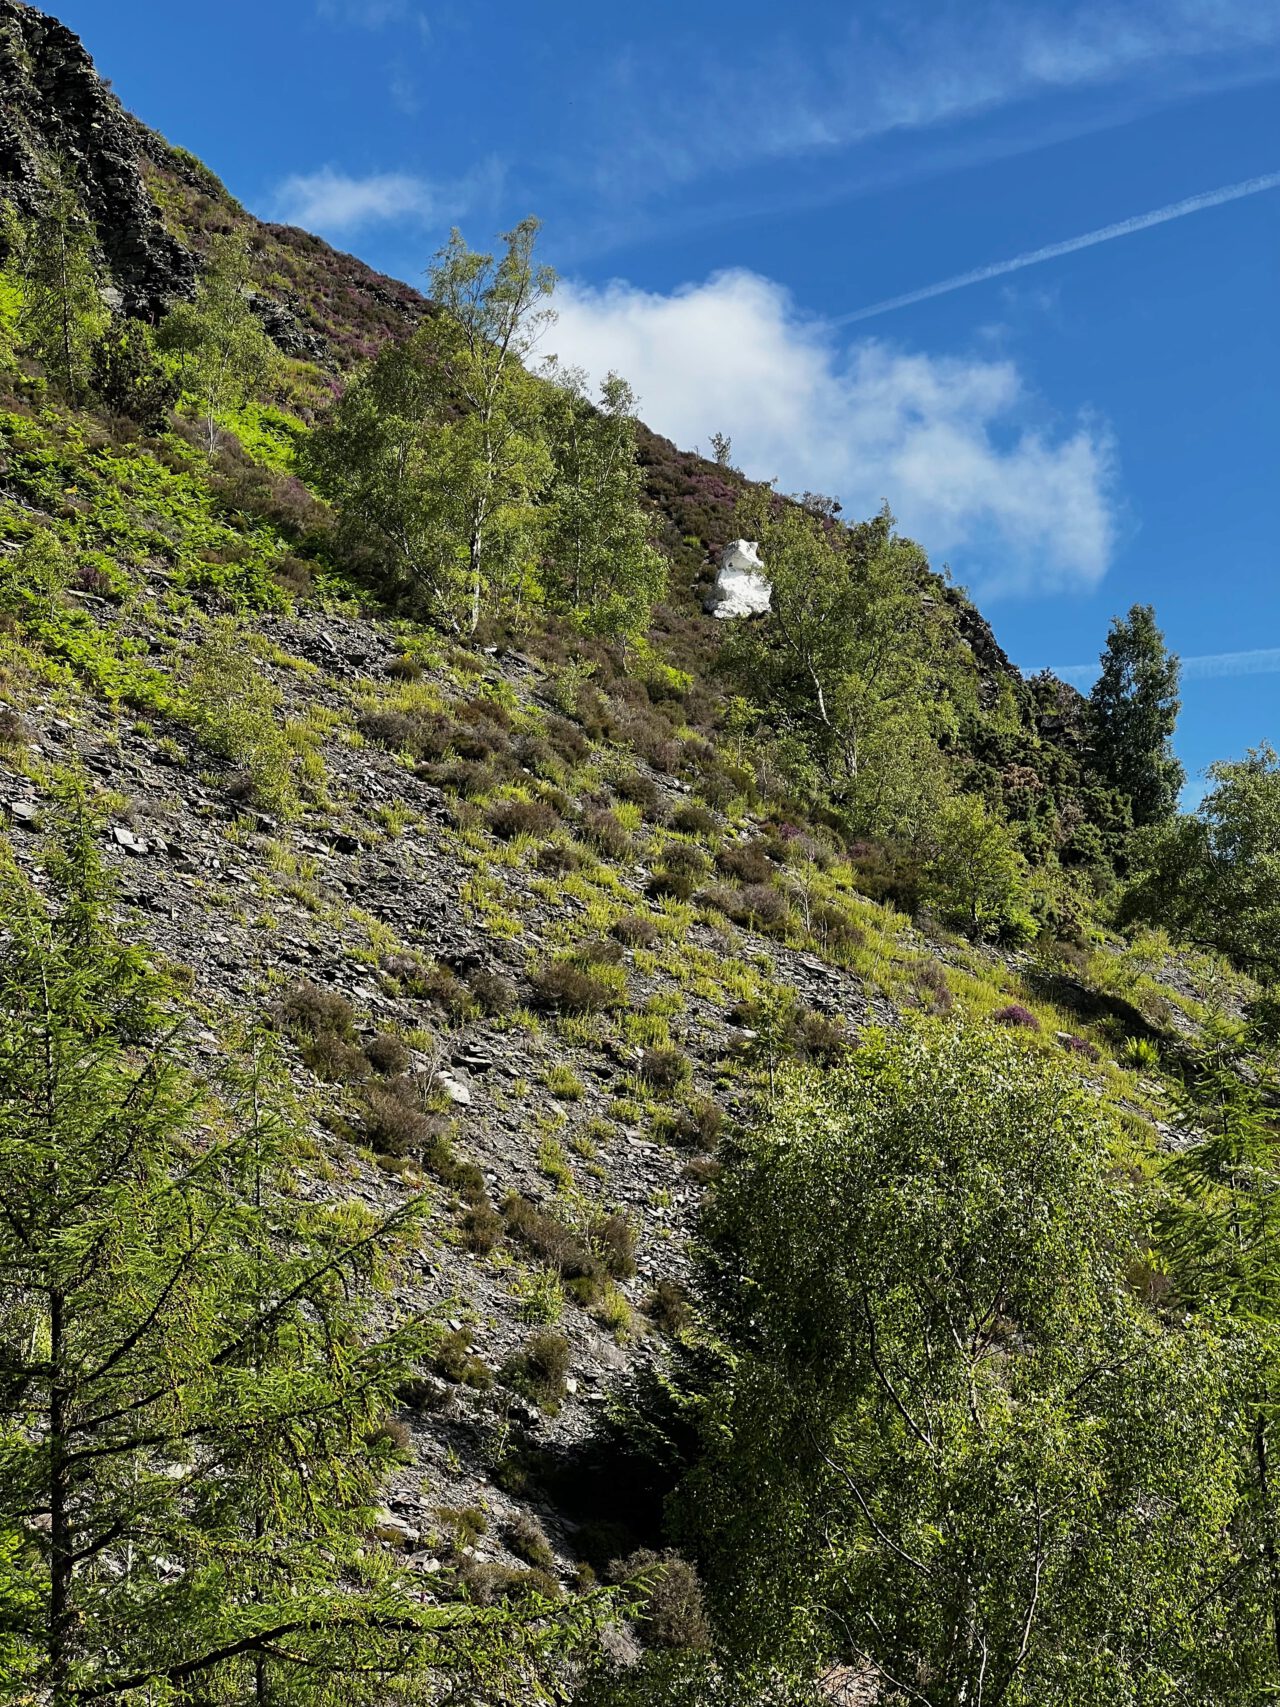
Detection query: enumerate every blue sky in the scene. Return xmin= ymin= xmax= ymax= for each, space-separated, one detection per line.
xmin=56 ymin=0 xmax=1279 ymax=791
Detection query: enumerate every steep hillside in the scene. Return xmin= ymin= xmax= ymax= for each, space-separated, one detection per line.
xmin=0 ymin=5 xmax=1265 ymax=1702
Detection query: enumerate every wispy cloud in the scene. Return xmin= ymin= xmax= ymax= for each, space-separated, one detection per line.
xmin=1052 ymin=646 xmax=1280 ymax=686
xmin=550 ymin=269 xmax=1117 ymax=598
xmin=836 ymin=171 xmax=1280 ymax=324
xmin=315 ymin=0 xmax=430 ymax=43
xmin=270 ymin=160 xmax=501 ymax=236
xmin=591 ymin=1 xmax=1280 ymax=194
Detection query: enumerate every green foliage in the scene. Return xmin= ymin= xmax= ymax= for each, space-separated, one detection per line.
xmin=0 ymin=404 xmax=307 ymax=611
xmin=572 ymin=1653 xmax=823 ymax=1707
xmin=1123 ymin=743 xmax=1280 ymax=980
xmin=0 ymin=523 xmax=173 ymax=709
xmin=686 ymin=1021 xmax=1253 ymax=1703
xmin=3 ymin=159 xmax=107 ymax=401
xmin=158 ymin=232 xmax=279 ymax=453
xmin=1088 ymin=602 xmax=1184 ymax=826
xmin=183 ymin=619 xmax=302 ymax=815
xmin=304 ymin=220 xmax=553 ymax=633
xmin=724 ymin=492 xmax=964 ymax=837
xmin=0 ymin=526 xmax=73 ymax=623
xmin=89 ymin=312 xmax=180 ymax=428
xmin=0 ymin=784 xmax=600 ymax=1700
xmin=541 ymin=364 xmax=667 ymax=642
xmin=924 ymin=792 xmax=1033 ymax=939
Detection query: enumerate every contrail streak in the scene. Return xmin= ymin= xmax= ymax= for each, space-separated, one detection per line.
xmin=1047 ymin=647 xmax=1280 ymax=687
xmin=835 ymin=171 xmax=1280 ymax=325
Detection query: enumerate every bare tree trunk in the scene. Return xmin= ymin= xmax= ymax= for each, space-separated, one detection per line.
xmin=48 ymin=1287 xmax=71 ymax=1705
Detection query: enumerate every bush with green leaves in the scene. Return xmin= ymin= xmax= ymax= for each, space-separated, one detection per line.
xmin=1123 ymin=743 xmax=1280 ymax=981
xmin=158 ymin=233 xmax=278 ymax=454
xmin=924 ymin=792 xmax=1034 ymax=940
xmin=183 ymin=619 xmax=300 ymax=815
xmin=684 ymin=1020 xmax=1257 ymax=1704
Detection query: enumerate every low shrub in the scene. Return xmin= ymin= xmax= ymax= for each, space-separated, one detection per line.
xmin=848 ymin=838 xmax=925 ymax=913
xmin=278 ymin=980 xmax=356 ymax=1042
xmin=506 ymin=1513 xmax=556 ymax=1571
xmin=460 ymin=1200 xmax=503 ymax=1254
xmin=638 ymin=1047 xmax=691 ymax=1093
xmin=583 ymin=808 xmax=633 ymax=861
xmin=503 ymin=1329 xmax=572 ymax=1412
xmin=429 ymin=758 xmax=503 ymax=798
xmin=357 ymin=707 xmax=453 ymax=759
xmin=812 ymin=903 xmax=866 ymax=953
xmin=589 ymin=1211 xmax=638 ymax=1280
xmin=486 ymin=797 xmax=559 ymax=840
xmin=466 ymin=966 xmax=517 ymax=1015
xmin=607 ymin=1550 xmax=712 ymax=1650
xmin=683 ymin=1155 xmax=724 ymax=1187
xmin=796 ymin=1010 xmax=849 ymax=1063
xmin=364 ymin=1032 xmax=411 ymax=1075
xmin=911 ymin=958 xmax=954 ymax=1017
xmin=300 ymin=1032 xmax=368 ymax=1082
xmin=994 ymin=1003 xmax=1041 ymax=1031
xmin=438 ymin=1504 xmax=488 ymax=1548
xmin=380 ymin=953 xmax=474 ymax=1016
xmin=536 ymin=840 xmax=585 ymax=875
xmin=653 ymin=1098 xmax=723 ymax=1150
xmin=365 ymin=1414 xmax=413 ymax=1462
xmin=504 ymin=1195 xmax=601 ymax=1283
xmin=0 ymin=706 xmax=27 ymax=747
xmin=458 ymin=1561 xmax=560 ymax=1604
xmin=361 ymin=1077 xmax=434 ymax=1158
xmin=386 ymin=653 xmax=424 ymax=681
xmin=612 ymin=913 xmax=660 ymax=949
xmin=545 ymin=715 xmax=589 ymax=765
xmin=658 ymin=842 xmax=709 ymax=878
xmin=615 ymin=771 xmax=664 ymax=818
xmin=530 ymin=960 xmax=624 ymax=1015
xmin=1060 ymin=1032 xmax=1101 ymax=1062
xmin=670 ymin=801 xmax=718 ymax=837
xmin=433 ymin=1328 xmax=493 ymax=1390
xmin=735 ymin=882 xmax=790 ymax=931
xmin=645 ymin=1278 xmax=693 ymax=1335
xmin=716 ymin=839 xmax=774 ymax=885
xmin=575 ymin=936 xmax=625 ymax=967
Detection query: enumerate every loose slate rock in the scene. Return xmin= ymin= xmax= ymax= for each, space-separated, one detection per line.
xmin=112 ymin=826 xmax=149 ymax=856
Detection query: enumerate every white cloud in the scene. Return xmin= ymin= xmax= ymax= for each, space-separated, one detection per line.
xmin=548 ymin=269 xmax=1118 ymax=597
xmin=270 ymin=160 xmax=500 ymax=236
xmin=595 ymin=1 xmax=1280 ymax=192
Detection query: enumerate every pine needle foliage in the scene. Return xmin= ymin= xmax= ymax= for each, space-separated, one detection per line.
xmin=0 ymin=778 xmax=602 ymax=1703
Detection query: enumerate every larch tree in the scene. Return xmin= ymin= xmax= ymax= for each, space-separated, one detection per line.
xmin=0 ymin=779 xmax=600 ymax=1703
xmin=3 ymin=158 xmax=106 ymax=403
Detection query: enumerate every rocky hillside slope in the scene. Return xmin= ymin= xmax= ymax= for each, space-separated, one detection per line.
xmin=0 ymin=0 xmax=1239 ymax=1623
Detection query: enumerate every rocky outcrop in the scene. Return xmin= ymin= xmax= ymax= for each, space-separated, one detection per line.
xmin=705 ymin=539 xmax=771 ymax=619
xmin=0 ymin=0 xmax=195 ymax=314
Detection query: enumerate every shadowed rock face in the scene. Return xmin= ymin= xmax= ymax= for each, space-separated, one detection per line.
xmin=705 ymin=539 xmax=771 ymax=619
xmin=0 ymin=0 xmax=195 ymax=315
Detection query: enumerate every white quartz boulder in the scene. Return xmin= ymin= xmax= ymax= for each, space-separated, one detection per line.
xmin=705 ymin=540 xmax=771 ymax=619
